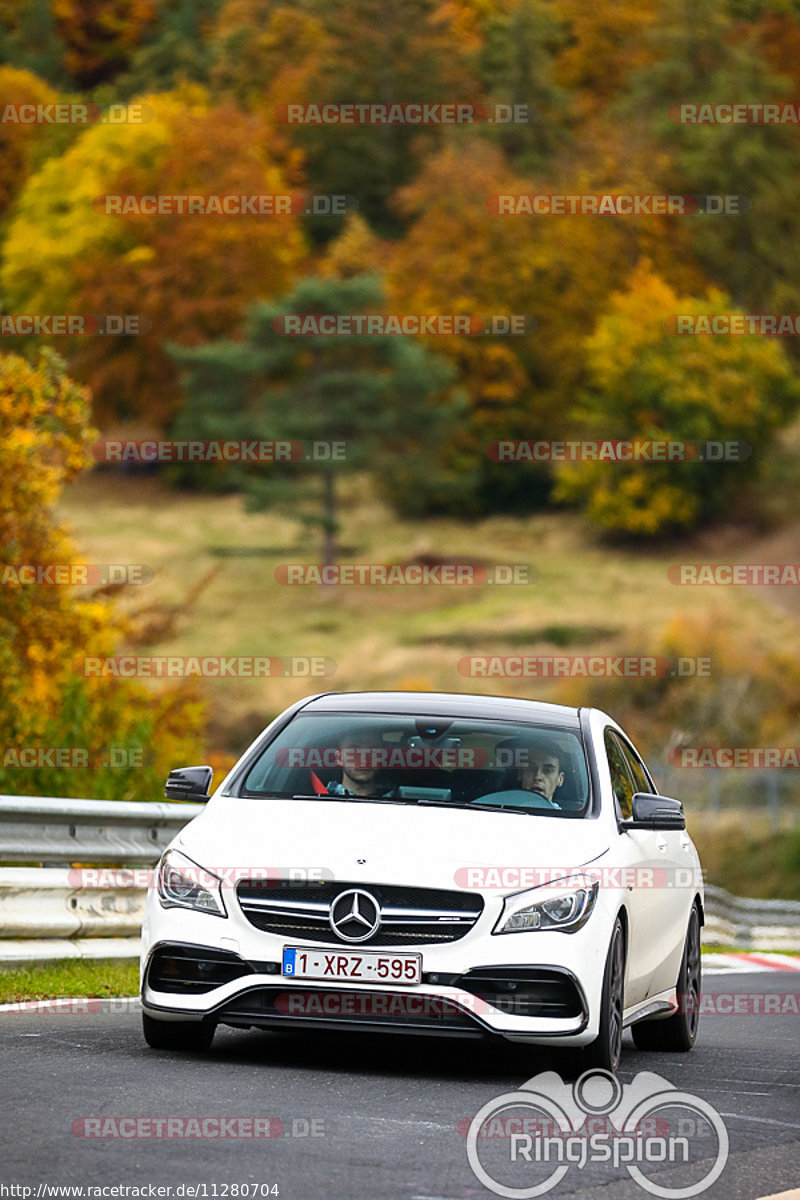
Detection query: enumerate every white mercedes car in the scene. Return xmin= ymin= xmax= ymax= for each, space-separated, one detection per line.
xmin=140 ymin=691 xmax=703 ymax=1072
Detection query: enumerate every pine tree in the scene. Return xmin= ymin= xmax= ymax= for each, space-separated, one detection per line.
xmin=170 ymin=274 xmax=464 ymax=564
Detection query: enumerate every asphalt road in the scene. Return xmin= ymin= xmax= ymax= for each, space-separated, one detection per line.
xmin=1 ymin=971 xmax=798 ymax=1200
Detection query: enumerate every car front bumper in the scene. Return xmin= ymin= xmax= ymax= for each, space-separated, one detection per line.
xmin=140 ymin=888 xmax=618 ymax=1046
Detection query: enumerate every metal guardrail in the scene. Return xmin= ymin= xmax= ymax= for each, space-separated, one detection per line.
xmin=703 ymin=884 xmax=800 ymax=951
xmin=0 ymin=795 xmax=204 ymax=962
xmin=0 ymin=796 xmax=798 ymax=962
xmin=654 ymin=766 xmax=800 ymax=828
xmin=0 ymin=794 xmax=204 ymax=864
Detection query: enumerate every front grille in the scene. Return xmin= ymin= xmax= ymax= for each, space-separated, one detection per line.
xmin=236 ymin=880 xmax=483 ymax=946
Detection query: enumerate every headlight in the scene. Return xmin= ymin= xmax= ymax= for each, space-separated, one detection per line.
xmin=494 ymin=877 xmax=598 ymax=935
xmin=157 ymin=849 xmax=227 ymax=918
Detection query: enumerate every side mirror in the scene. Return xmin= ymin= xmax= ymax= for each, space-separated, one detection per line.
xmin=625 ymin=792 xmax=685 ymax=831
xmin=165 ymin=765 xmax=213 ymax=802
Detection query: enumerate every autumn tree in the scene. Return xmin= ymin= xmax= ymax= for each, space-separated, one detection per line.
xmin=1 ymin=90 xmax=308 ymax=426
xmin=553 ymin=264 xmax=800 ymax=536
xmin=0 ymin=349 xmax=205 ymax=801
xmin=209 ymin=0 xmax=330 ymax=116
xmin=0 ymin=67 xmax=61 ymax=218
xmin=0 ymin=1 xmax=68 ymax=89
xmin=551 ymin=0 xmax=659 ymax=115
xmin=51 ymin=0 xmax=158 ymax=88
xmin=110 ymin=0 xmax=224 ymax=97
xmin=170 ymin=273 xmax=464 ymax=562
xmin=384 ymin=140 xmax=706 ymax=513
xmin=477 ymin=0 xmax=572 ymax=174
xmin=618 ymin=0 xmax=800 ymax=325
xmin=282 ymin=0 xmax=481 ymax=237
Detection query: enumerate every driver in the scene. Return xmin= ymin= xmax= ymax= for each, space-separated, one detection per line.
xmin=324 ymin=731 xmax=391 ymax=798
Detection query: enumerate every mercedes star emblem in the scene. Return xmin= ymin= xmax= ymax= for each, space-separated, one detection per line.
xmin=329 ymin=888 xmax=381 ymax=943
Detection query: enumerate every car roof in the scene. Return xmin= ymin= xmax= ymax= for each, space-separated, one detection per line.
xmin=299 ymin=691 xmax=583 ymax=730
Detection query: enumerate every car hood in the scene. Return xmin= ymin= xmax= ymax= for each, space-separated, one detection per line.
xmin=176 ymin=796 xmax=610 ymax=894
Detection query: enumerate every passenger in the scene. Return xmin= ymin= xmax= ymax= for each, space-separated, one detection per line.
xmin=495 ymin=737 xmax=565 ymax=804
xmin=519 ymin=740 xmax=565 ymax=803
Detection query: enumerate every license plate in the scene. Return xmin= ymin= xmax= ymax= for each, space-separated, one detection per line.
xmin=282 ymin=946 xmax=421 ymax=984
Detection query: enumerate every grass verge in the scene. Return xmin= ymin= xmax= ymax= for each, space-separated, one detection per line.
xmin=0 ymin=958 xmax=138 ymax=1004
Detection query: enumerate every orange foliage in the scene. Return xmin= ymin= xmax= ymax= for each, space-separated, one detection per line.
xmin=0 ymin=67 xmax=59 ymax=216
xmin=68 ymin=98 xmax=308 ymax=426
xmin=52 ymin=0 xmax=157 ymax=86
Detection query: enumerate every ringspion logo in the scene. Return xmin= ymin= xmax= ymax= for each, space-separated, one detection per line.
xmin=465 ymin=1070 xmax=728 ymax=1197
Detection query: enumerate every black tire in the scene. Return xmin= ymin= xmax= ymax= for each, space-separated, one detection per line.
xmin=631 ymin=903 xmax=701 ymax=1053
xmin=582 ymin=916 xmax=625 ymax=1074
xmin=142 ymin=1012 xmax=215 ymax=1052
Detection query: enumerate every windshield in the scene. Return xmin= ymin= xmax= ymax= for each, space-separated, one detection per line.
xmin=239 ymin=712 xmax=591 ymax=817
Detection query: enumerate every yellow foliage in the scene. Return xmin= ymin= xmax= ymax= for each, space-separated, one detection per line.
xmin=554 ymin=263 xmax=800 ymax=535
xmin=0 ymin=349 xmax=205 ymax=800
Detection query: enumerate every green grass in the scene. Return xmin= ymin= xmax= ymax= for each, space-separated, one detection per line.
xmin=0 ymin=958 xmax=138 ymax=1004
xmin=57 ymin=472 xmax=800 ymax=751
xmin=701 ymin=945 xmax=800 ymax=956
xmin=688 ymin=813 xmax=800 ymax=900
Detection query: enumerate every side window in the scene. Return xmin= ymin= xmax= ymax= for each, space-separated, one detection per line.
xmin=604 ymin=729 xmax=635 ymax=820
xmin=617 ymin=736 xmax=652 ymax=796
